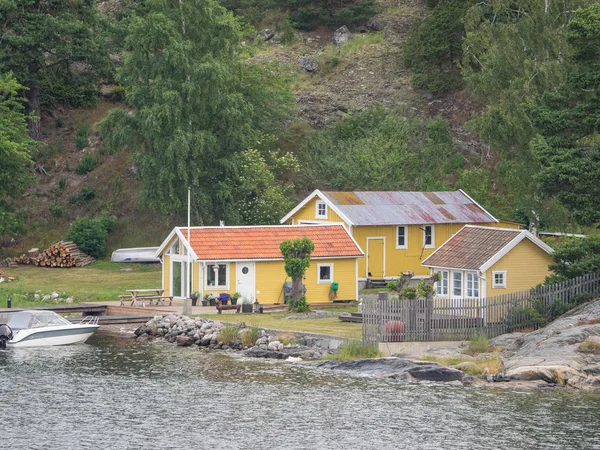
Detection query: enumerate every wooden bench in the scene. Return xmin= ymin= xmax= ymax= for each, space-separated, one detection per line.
xmin=216 ymin=302 xmax=241 ymax=314
xmin=137 ymin=296 xmax=174 ymax=307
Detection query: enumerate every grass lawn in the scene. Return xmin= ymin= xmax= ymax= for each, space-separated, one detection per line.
xmin=198 ymin=310 xmax=362 ymax=340
xmin=0 ymin=260 xmax=161 ymax=306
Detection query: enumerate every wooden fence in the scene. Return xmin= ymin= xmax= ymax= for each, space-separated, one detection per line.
xmin=362 ymin=272 xmax=600 ymax=345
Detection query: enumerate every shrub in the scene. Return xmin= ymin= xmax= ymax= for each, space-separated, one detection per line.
xmin=75 ymin=125 xmax=89 ymax=150
xmin=506 ymin=305 xmax=547 ymax=332
xmin=325 ymin=341 xmax=382 ymax=360
xmin=58 ymin=176 xmax=67 ymax=191
xmin=75 ymin=154 xmax=99 ymax=175
xmin=56 ymin=116 xmax=64 ymax=128
xmin=67 ymin=215 xmax=113 ymax=258
xmin=69 ymin=187 xmax=96 ymax=205
xmin=240 ymin=327 xmax=260 ymax=347
xmin=288 ymin=295 xmax=310 ymax=313
xmin=466 ymin=334 xmax=489 ymax=355
xmin=50 ymin=204 xmax=64 ymax=218
xmin=578 ymin=338 xmax=600 ymax=354
xmin=218 ymin=326 xmax=240 ymax=345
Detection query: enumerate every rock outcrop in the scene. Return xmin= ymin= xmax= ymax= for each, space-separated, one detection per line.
xmin=316 ymin=358 xmax=465 ymax=383
xmin=493 ymin=299 xmax=600 ymax=390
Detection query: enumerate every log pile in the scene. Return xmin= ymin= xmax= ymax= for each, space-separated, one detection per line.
xmin=15 ymin=242 xmax=95 ymax=268
xmin=0 ymin=271 xmax=15 ymax=283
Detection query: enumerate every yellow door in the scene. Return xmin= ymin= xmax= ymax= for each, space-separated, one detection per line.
xmin=367 ymin=239 xmax=384 ymax=278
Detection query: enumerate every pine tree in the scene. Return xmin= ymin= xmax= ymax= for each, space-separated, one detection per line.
xmin=0 ymin=0 xmax=106 ymax=139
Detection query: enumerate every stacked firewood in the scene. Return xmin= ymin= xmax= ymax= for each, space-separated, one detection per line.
xmin=15 ymin=242 xmax=95 ymax=268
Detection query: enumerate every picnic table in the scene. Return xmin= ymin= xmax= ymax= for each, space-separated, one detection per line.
xmin=120 ymin=289 xmax=173 ymax=307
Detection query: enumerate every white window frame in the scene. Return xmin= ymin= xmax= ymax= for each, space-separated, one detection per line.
xmin=205 ymin=263 xmax=230 ymax=290
xmin=170 ymin=239 xmax=180 ymax=255
xmin=493 ymin=271 xmax=507 ymax=289
xmin=435 ymin=270 xmax=449 ymax=297
xmin=466 ymin=272 xmax=480 ymax=298
xmin=316 ymin=200 xmax=328 ymax=219
xmin=423 ymin=225 xmax=435 ymax=249
xmin=317 ymin=263 xmax=334 ymax=284
xmin=452 ymin=271 xmax=463 ymax=297
xmin=396 ymin=225 xmax=408 ymax=249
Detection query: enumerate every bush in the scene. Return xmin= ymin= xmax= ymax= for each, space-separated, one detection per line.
xmin=75 ymin=154 xmax=99 ymax=175
xmin=466 ymin=334 xmax=489 ymax=355
xmin=69 ymin=187 xmax=96 ymax=205
xmin=67 ymin=215 xmax=114 ymax=258
xmin=75 ymin=125 xmax=89 ymax=151
xmin=506 ymin=305 xmax=547 ymax=332
xmin=218 ymin=326 xmax=241 ymax=344
xmin=58 ymin=176 xmax=67 ymax=191
xmin=325 ymin=341 xmax=382 ymax=360
xmin=240 ymin=327 xmax=260 ymax=347
xmin=50 ymin=203 xmax=64 ymax=218
xmin=578 ymin=338 xmax=600 ymax=354
xmin=288 ymin=295 xmax=310 ymax=313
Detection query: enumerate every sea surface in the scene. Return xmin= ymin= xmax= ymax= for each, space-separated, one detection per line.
xmin=1 ymin=329 xmax=600 ymax=449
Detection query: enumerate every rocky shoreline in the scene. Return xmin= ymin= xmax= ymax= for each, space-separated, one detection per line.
xmin=131 ymin=298 xmax=600 ymax=390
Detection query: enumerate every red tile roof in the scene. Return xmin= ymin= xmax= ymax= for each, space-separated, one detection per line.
xmin=422 ymin=226 xmax=522 ymax=270
xmin=177 ymin=225 xmax=363 ymax=261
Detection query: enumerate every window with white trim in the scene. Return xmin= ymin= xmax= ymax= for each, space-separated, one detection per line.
xmin=170 ymin=239 xmax=180 ymax=255
xmin=466 ymin=272 xmax=479 ymax=298
xmin=206 ymin=263 xmax=228 ymax=288
xmin=435 ymin=270 xmax=449 ymax=296
xmin=452 ymin=272 xmax=462 ymax=297
xmin=396 ymin=226 xmax=407 ymax=249
xmin=318 ymin=264 xmax=334 ymax=284
xmin=424 ymin=225 xmax=434 ymax=248
xmin=316 ymin=201 xmax=328 ymax=219
xmin=493 ymin=271 xmax=507 ymax=288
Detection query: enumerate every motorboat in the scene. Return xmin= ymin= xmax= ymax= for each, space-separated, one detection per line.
xmin=0 ymin=310 xmax=99 ymax=348
xmin=110 ymin=247 xmax=160 ymax=263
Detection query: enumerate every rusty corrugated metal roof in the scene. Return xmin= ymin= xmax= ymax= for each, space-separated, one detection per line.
xmin=321 ymin=191 xmax=497 ymax=225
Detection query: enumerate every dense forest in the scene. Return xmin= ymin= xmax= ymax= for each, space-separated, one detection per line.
xmin=0 ymin=0 xmax=598 ymax=256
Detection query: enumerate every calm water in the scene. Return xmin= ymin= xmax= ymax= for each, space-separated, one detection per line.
xmin=1 ymin=330 xmax=600 ymax=450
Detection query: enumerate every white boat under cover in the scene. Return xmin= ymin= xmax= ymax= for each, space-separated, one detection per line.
xmin=5 ymin=310 xmax=99 ymax=348
xmin=111 ymin=247 xmax=160 ymax=263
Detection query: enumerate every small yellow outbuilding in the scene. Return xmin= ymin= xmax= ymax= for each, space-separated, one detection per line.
xmin=422 ymin=225 xmax=554 ymax=299
xmin=155 ymin=224 xmax=363 ymax=305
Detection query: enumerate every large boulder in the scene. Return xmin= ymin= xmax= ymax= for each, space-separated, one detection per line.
xmin=299 ymin=57 xmax=318 ymax=72
xmin=333 ymin=26 xmax=353 ymax=45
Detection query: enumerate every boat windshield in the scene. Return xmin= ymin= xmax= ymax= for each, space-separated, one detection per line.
xmin=7 ymin=311 xmax=72 ymax=330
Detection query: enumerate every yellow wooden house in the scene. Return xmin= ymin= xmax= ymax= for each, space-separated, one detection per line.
xmin=280 ymin=190 xmax=517 ymax=284
xmin=154 ymin=224 xmax=363 ymax=305
xmin=422 ymin=225 xmax=554 ymax=300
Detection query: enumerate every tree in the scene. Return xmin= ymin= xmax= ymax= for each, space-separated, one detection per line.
xmin=0 ymin=0 xmax=107 ymax=139
xmin=530 ymin=3 xmax=600 ymax=225
xmin=546 ymin=235 xmax=600 ymax=283
xmin=0 ymin=73 xmax=35 ymax=236
xmin=404 ymin=0 xmax=467 ymax=95
xmin=280 ymin=237 xmax=314 ymax=311
xmin=99 ymin=0 xmax=294 ymax=223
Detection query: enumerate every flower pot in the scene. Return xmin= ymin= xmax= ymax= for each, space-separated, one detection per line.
xmin=191 ymin=297 xmax=198 ymax=307
xmin=201 ymin=300 xmax=208 ymax=307
xmin=209 ymin=299 xmax=216 ymax=306
xmin=231 ymin=298 xmax=238 ymax=305
xmin=221 ymin=299 xmax=229 ymax=305
xmin=241 ymin=304 xmax=253 ymax=314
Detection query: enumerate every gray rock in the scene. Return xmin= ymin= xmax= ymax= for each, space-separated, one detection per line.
xmin=366 ymin=19 xmax=385 ymax=31
xmin=333 ymin=26 xmax=353 ymax=45
xmin=258 ymin=29 xmax=275 ymax=41
xmin=136 ymin=335 xmax=152 ymax=343
xmin=65 ymin=297 xmax=74 ymax=304
xmin=299 ymin=57 xmax=318 ymax=72
xmin=176 ymin=335 xmax=194 ymax=347
xmin=316 ymin=358 xmax=464 ymax=382
xmin=200 ymin=335 xmax=212 ymax=346
xmin=268 ymin=340 xmax=282 ymax=351
xmin=256 ymin=336 xmax=269 ymax=346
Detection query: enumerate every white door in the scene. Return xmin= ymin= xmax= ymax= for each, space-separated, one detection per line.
xmin=236 ymin=262 xmax=256 ymax=300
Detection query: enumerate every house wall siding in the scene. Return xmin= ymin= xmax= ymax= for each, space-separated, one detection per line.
xmin=255 ymin=258 xmax=357 ymax=304
xmin=485 ymin=239 xmax=553 ymax=295
xmin=287 ymin=197 xmax=347 ymax=225
xmin=163 ymin=255 xmax=171 ymax=296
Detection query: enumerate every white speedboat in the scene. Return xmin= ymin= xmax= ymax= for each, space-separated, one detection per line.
xmin=0 ymin=310 xmax=99 ymax=348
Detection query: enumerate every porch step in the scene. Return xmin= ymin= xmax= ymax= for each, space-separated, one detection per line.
xmin=366 ymin=278 xmax=389 ymax=289
xmin=339 ymin=312 xmax=363 ymax=323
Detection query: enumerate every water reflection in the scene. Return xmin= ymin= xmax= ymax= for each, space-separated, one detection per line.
xmin=1 ymin=330 xmax=599 ymax=449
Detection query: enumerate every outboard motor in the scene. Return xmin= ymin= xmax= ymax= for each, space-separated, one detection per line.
xmin=0 ymin=324 xmax=13 ymax=349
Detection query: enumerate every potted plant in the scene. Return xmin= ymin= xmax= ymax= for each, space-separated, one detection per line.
xmin=241 ymin=298 xmax=253 ymax=314
xmin=231 ymin=292 xmax=240 ymax=305
xmin=190 ymin=291 xmax=200 ymax=307
xmin=219 ymin=293 xmax=230 ymax=305
xmin=201 ymin=295 xmax=208 ymax=307
xmin=205 ymin=293 xmax=218 ymax=306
